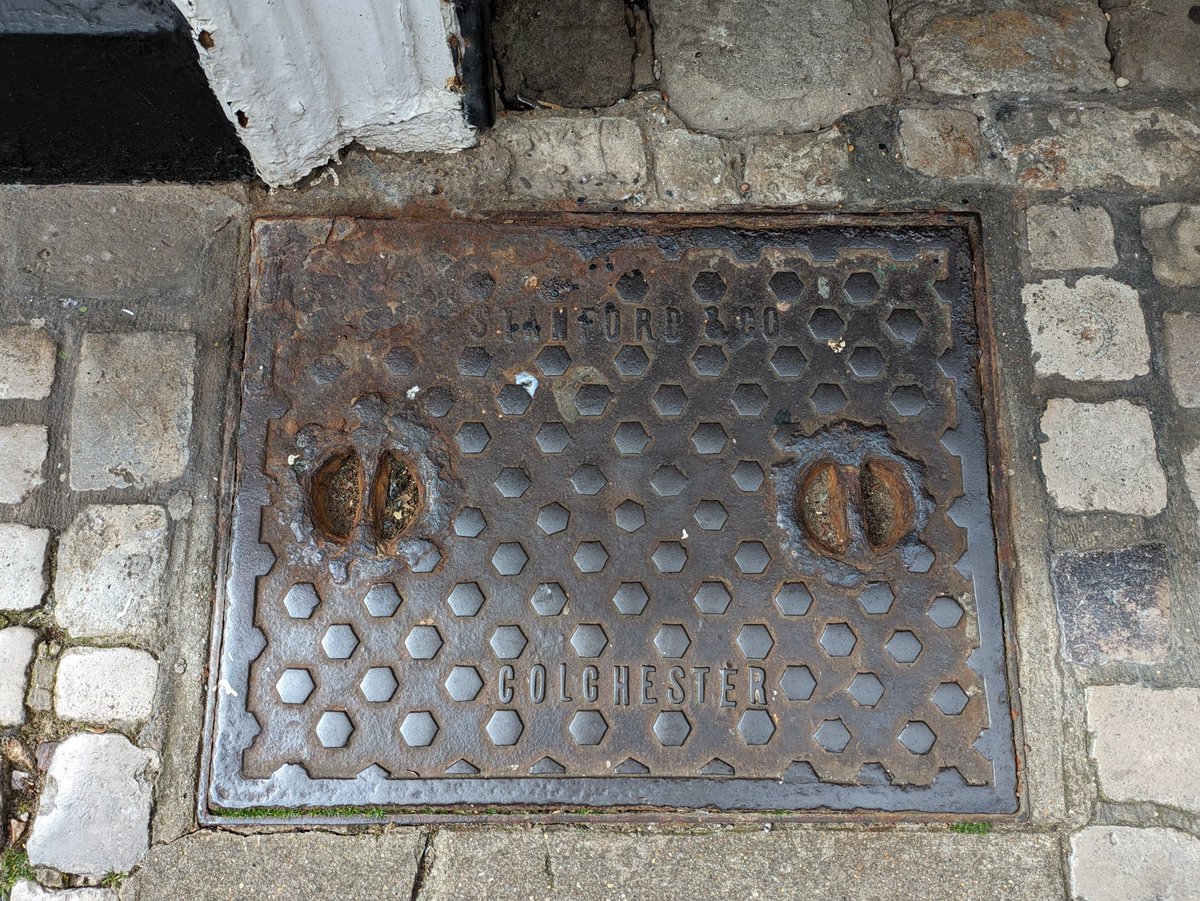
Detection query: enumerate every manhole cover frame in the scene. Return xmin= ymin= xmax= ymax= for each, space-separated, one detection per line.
xmin=199 ymin=211 xmax=1022 ymax=824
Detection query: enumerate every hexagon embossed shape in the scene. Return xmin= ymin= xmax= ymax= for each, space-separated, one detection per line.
xmin=212 ymin=214 xmax=1015 ymax=818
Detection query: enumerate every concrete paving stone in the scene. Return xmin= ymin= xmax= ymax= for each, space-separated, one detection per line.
xmin=995 ymin=104 xmax=1200 ymax=192
xmin=893 ymin=0 xmax=1112 ymax=94
xmin=1039 ymin=399 xmax=1167 ymax=515
xmin=0 ymin=423 xmax=48 ymax=506
xmin=497 ymin=116 xmax=648 ymax=202
xmin=1071 ymin=826 xmax=1200 ymax=900
xmin=418 ymin=827 xmax=1064 ymax=901
xmin=1141 ymin=204 xmax=1200 ymax=288
xmin=1164 ymin=312 xmax=1200 ymax=407
xmin=742 ymin=130 xmax=850 ymax=205
xmin=0 ymin=326 xmax=56 ymax=399
xmin=897 ymin=108 xmax=981 ymax=179
xmin=492 ymin=0 xmax=634 ymax=109
xmin=0 ymin=626 xmax=38 ymax=727
xmin=1105 ymin=0 xmax=1200 ymax=93
xmin=0 ymin=185 xmax=245 ymax=301
xmin=26 ymin=733 xmax=154 ymax=878
xmin=68 ymin=332 xmax=196 ymax=491
xmin=0 ymin=522 xmax=49 ymax=611
xmin=120 ymin=830 xmax=425 ymax=901
xmin=648 ymin=127 xmax=740 ymax=206
xmin=1021 ymin=276 xmax=1149 ymax=381
xmin=1051 ymin=543 xmax=1170 ymax=664
xmin=652 ymin=0 xmax=898 ymax=136
xmin=54 ymin=504 xmax=169 ymax=643
xmin=1087 ymin=685 xmax=1200 ymax=811
xmin=10 ymin=882 xmax=116 ymax=901
xmin=1026 ymin=205 xmax=1118 ymax=271
xmin=55 ymin=646 xmax=158 ymax=725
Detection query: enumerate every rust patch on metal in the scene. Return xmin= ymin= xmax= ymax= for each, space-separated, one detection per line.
xmin=204 ymin=213 xmax=1017 ymax=816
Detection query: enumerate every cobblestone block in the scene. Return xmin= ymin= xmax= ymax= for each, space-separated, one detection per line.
xmin=54 ymin=505 xmax=169 ymax=643
xmin=1164 ymin=312 xmax=1200 ymax=407
xmin=1 ymin=185 xmax=245 ymax=301
xmin=897 ymin=108 xmax=981 ymax=179
xmin=649 ymin=128 xmax=740 ymax=206
xmin=492 ymin=0 xmax=633 ymax=109
xmin=1087 ymin=686 xmax=1200 ymax=811
xmin=743 ymin=131 xmax=850 ymax=205
xmin=1026 ymin=205 xmax=1118 ymax=271
xmin=497 ymin=116 xmax=648 ymax=202
xmin=68 ymin=332 xmax=196 ymax=492
xmin=26 ymin=733 xmax=154 ymax=877
xmin=1141 ymin=204 xmax=1200 ymax=288
xmin=0 ymin=424 xmax=47 ymax=506
xmin=1021 ymin=276 xmax=1149 ymax=381
xmin=1072 ymin=827 xmax=1200 ymax=901
xmin=1184 ymin=445 xmax=1200 ymax=519
xmin=0 ymin=523 xmax=49 ymax=611
xmin=1106 ymin=0 xmax=1200 ymax=93
xmin=55 ymin=647 xmax=158 ymax=725
xmin=0 ymin=626 xmax=37 ymax=726
xmin=893 ymin=0 xmax=1113 ymax=94
xmin=0 ymin=326 xmax=56 ymax=399
xmin=652 ymin=0 xmax=898 ymax=136
xmin=996 ymin=105 xmax=1200 ymax=192
xmin=1039 ymin=399 xmax=1167 ymax=515
xmin=10 ymin=882 xmax=117 ymax=901
xmin=1051 ymin=544 xmax=1170 ymax=664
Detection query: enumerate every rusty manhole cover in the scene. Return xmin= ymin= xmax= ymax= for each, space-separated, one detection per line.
xmin=204 ymin=214 xmax=1017 ymax=816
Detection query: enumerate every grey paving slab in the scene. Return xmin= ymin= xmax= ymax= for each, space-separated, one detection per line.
xmin=496 ymin=115 xmax=647 ymax=202
xmin=742 ymin=131 xmax=851 ymax=205
xmin=1071 ymin=826 xmax=1200 ymax=901
xmin=0 ymin=325 xmax=56 ymax=399
xmin=417 ymin=827 xmax=1065 ymax=901
xmin=652 ymin=0 xmax=898 ymax=136
xmin=1087 ymin=686 xmax=1200 ymax=812
xmin=1141 ymin=204 xmax=1200 ymax=288
xmin=1163 ymin=312 xmax=1200 ymax=408
xmin=0 ymin=423 xmax=48 ymax=506
xmin=26 ymin=733 xmax=155 ymax=878
xmin=893 ymin=0 xmax=1112 ymax=94
xmin=1051 ymin=545 xmax=1170 ymax=665
xmin=0 ymin=625 xmax=37 ymax=726
xmin=11 ymin=883 xmax=116 ymax=901
xmin=1106 ymin=0 xmax=1200 ymax=93
xmin=1025 ymin=206 xmax=1118 ymax=271
xmin=1021 ymin=277 xmax=1149 ymax=381
xmin=53 ymin=504 xmax=169 ymax=643
xmin=119 ymin=830 xmax=425 ymax=901
xmin=1038 ymin=399 xmax=1166 ymax=515
xmin=68 ymin=331 xmax=196 ymax=491
xmin=0 ymin=522 xmax=49 ymax=611
xmin=0 ymin=185 xmax=245 ymax=301
xmin=492 ymin=0 xmax=633 ymax=109
xmin=897 ymin=108 xmax=981 ymax=179
xmin=55 ymin=646 xmax=159 ymax=726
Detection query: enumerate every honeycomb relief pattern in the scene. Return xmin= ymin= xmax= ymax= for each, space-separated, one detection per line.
xmin=214 ymin=216 xmax=1015 ymax=814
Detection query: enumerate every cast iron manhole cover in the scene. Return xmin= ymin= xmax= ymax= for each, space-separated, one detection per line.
xmin=204 ymin=214 xmax=1017 ymax=816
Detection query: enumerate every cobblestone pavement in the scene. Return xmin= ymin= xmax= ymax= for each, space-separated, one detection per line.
xmin=2 ymin=2 xmax=1200 ymax=898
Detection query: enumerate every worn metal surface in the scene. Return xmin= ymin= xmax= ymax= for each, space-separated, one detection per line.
xmin=204 ymin=213 xmax=1017 ymax=816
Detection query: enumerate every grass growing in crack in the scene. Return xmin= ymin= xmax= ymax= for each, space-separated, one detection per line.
xmin=212 ymin=805 xmax=387 ymax=820
xmin=950 ymin=822 xmax=993 ymax=835
xmin=101 ymin=871 xmax=130 ymax=889
xmin=1 ymin=849 xmax=35 ymax=894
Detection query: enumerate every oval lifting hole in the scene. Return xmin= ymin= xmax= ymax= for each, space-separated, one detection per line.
xmin=373 ymin=450 xmax=422 ymax=544
xmin=860 ymin=457 xmax=915 ymax=551
xmin=798 ymin=460 xmax=849 ymax=556
xmin=310 ymin=450 xmax=363 ymax=543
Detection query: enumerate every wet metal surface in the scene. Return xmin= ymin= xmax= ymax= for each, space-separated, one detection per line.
xmin=204 ymin=214 xmax=1017 ymax=815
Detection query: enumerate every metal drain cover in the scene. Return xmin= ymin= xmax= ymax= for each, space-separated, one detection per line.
xmin=204 ymin=214 xmax=1017 ymax=815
